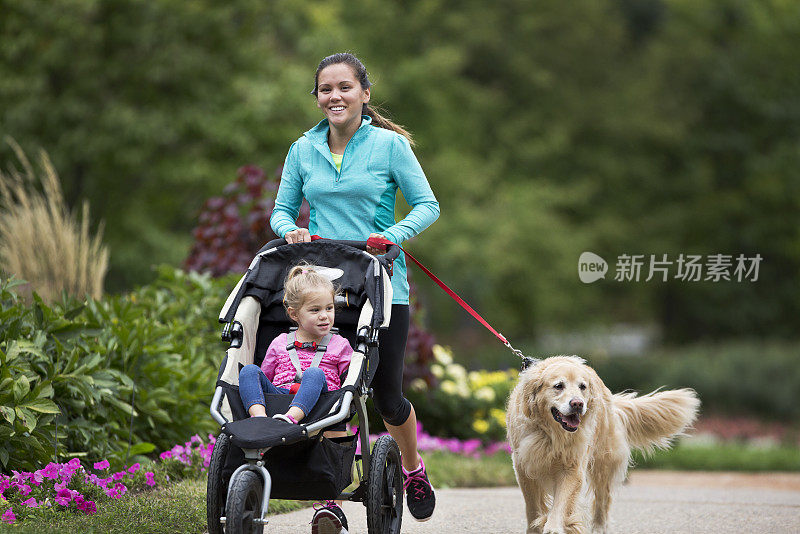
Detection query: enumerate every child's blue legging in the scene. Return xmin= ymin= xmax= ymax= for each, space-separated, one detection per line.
xmin=238 ymin=364 xmax=328 ymax=417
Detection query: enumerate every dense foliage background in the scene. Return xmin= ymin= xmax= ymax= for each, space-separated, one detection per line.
xmin=2 ymin=0 xmax=797 ymax=350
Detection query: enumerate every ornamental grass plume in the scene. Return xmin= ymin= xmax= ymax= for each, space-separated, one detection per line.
xmin=0 ymin=138 xmax=108 ymax=301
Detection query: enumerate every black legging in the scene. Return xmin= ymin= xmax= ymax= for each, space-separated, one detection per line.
xmin=342 ymin=303 xmax=411 ymax=426
xmin=372 ymin=304 xmax=412 ymax=426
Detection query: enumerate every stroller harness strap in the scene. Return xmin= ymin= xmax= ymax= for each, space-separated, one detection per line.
xmin=286 ymin=330 xmax=335 ymax=383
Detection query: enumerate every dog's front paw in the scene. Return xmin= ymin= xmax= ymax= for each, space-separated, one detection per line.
xmin=526 ymin=514 xmax=547 ymax=534
xmin=542 ymin=521 xmax=566 ymax=534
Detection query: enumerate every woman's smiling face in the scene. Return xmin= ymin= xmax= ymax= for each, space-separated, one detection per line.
xmin=316 ymin=63 xmax=370 ymax=131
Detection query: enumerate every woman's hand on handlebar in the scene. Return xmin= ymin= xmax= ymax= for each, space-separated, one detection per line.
xmin=366 ymin=233 xmax=387 ymax=255
xmin=285 ymin=228 xmax=311 ymax=244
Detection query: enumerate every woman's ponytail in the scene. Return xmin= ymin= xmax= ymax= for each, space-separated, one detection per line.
xmin=362 ymin=103 xmax=415 ymax=146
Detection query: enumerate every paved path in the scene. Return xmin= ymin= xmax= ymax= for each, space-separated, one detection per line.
xmin=263 ymin=471 xmax=800 ymax=533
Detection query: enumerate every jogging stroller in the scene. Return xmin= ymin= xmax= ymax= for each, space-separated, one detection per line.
xmin=207 ymin=238 xmax=404 ymax=534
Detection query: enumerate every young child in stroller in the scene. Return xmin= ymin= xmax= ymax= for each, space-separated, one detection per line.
xmin=237 ymin=262 xmax=353 ymax=533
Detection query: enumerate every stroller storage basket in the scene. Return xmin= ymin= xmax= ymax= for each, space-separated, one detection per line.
xmin=263 ymin=433 xmax=358 ymax=500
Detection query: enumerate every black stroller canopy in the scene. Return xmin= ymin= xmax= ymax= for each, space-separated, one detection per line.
xmin=220 ymin=241 xmax=388 ymax=331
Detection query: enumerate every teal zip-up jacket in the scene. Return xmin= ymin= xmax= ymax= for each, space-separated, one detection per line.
xmin=271 ymin=116 xmax=440 ymax=304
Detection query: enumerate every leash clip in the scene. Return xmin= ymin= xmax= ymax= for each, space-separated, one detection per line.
xmin=503 ymin=339 xmax=526 ymax=361
xmin=503 ymin=339 xmax=538 ymax=371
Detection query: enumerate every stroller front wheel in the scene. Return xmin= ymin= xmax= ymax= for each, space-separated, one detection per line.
xmin=225 ymin=470 xmax=264 ymax=534
xmin=207 ymin=433 xmax=230 ymax=534
xmin=365 ymin=435 xmax=403 ymax=534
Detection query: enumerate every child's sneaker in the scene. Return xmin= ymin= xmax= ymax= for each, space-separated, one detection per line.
xmin=311 ymin=500 xmax=349 ymax=534
xmin=403 ymin=456 xmax=435 ymax=521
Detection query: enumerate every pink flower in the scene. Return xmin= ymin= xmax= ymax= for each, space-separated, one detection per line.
xmin=17 ymin=484 xmax=32 ymax=496
xmin=112 ymin=471 xmax=125 ymax=481
xmin=159 ymin=451 xmax=172 ymax=460
xmin=55 ymin=487 xmax=74 ymax=506
xmin=21 ymin=498 xmax=38 ymax=508
xmin=145 ymin=472 xmax=156 ymax=487
xmin=127 ymin=463 xmax=141 ymax=475
xmin=41 ymin=463 xmax=59 ymax=479
xmin=77 ymin=495 xmax=95 ymax=514
xmin=82 ymin=500 xmax=97 ymax=514
xmin=93 ymin=460 xmax=110 ymax=470
xmin=1 ymin=508 xmax=15 ymax=525
xmin=113 ymin=483 xmax=127 ymax=497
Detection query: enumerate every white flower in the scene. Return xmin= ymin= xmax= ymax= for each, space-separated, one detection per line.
xmin=409 ymin=378 xmax=427 ymax=392
xmin=446 ymin=363 xmax=467 ymax=380
xmin=432 ymin=344 xmax=453 ymax=365
xmin=475 ymin=386 xmax=496 ymax=402
xmin=441 ymin=380 xmax=458 ymax=396
xmin=431 ymin=364 xmax=444 ymax=378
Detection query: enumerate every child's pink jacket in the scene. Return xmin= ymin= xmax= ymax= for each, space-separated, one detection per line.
xmin=260 ymin=333 xmax=353 ymax=390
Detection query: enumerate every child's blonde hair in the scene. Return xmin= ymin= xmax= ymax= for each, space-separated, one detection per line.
xmin=283 ymin=262 xmax=337 ymax=314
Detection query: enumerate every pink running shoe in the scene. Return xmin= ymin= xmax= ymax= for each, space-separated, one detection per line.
xmin=403 ymin=456 xmax=436 ymax=521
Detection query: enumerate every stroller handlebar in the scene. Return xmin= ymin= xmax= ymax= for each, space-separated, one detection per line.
xmin=259 ymin=237 xmax=402 ymax=262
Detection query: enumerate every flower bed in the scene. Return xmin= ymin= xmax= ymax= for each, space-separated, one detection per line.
xmin=357 ymin=422 xmax=511 ymax=458
xmin=0 ymin=435 xmax=214 ymax=526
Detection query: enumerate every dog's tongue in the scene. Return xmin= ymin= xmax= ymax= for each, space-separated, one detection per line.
xmin=564 ymin=414 xmax=580 ymax=428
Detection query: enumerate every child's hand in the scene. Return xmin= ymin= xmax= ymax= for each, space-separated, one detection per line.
xmin=285 ymin=228 xmax=311 ymax=244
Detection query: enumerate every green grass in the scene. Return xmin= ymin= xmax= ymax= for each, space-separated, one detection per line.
xmin=425 ymin=451 xmax=517 ymax=488
xmin=0 ymin=477 xmax=306 ymax=534
xmin=634 ymin=441 xmax=800 ymax=471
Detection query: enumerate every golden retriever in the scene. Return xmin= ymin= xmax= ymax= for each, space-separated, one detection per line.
xmin=506 ymin=356 xmax=699 ymax=534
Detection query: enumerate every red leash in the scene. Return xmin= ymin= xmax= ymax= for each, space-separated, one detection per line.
xmin=365 ymin=235 xmax=527 ymax=361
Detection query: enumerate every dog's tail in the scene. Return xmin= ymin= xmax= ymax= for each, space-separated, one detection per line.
xmin=612 ymin=388 xmax=700 ymax=454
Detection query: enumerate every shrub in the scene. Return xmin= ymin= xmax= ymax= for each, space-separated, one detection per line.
xmin=0 ymin=140 xmax=108 ymax=301
xmin=586 ymin=341 xmax=800 ymax=421
xmin=0 ymin=268 xmax=234 ymax=473
xmin=403 ymin=345 xmax=518 ymax=442
xmin=183 ymin=165 xmax=298 ymax=276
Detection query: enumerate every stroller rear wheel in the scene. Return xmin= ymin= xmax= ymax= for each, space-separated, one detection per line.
xmin=365 ymin=435 xmax=403 ymax=534
xmin=225 ymin=470 xmax=264 ymax=534
xmin=206 ymin=433 xmax=230 ymax=534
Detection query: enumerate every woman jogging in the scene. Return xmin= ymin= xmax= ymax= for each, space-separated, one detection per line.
xmin=270 ymin=52 xmax=440 ymax=527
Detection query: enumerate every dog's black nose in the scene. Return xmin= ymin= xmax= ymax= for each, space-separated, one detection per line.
xmin=570 ymin=398 xmax=584 ymax=412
